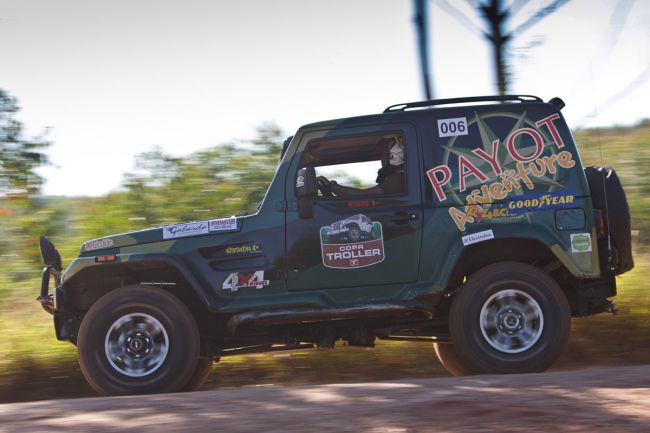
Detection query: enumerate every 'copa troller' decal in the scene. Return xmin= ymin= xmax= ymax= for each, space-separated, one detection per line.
xmin=320 ymin=214 xmax=385 ymax=269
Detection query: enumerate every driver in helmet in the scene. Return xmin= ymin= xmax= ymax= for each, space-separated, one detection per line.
xmin=317 ymin=135 xmax=405 ymax=196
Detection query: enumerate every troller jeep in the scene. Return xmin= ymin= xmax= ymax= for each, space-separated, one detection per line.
xmin=38 ymin=95 xmax=633 ymax=395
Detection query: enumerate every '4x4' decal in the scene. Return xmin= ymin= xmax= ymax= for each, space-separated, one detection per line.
xmin=222 ymin=271 xmax=269 ymax=291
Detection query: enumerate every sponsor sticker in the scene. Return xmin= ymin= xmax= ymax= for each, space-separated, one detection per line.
xmin=162 ymin=221 xmax=209 ymax=239
xmin=209 ymin=217 xmax=237 ymax=232
xmin=222 ymin=271 xmax=269 ymax=291
xmin=472 ymin=205 xmax=516 ymax=221
xmin=437 ymin=117 xmax=468 ymax=138
xmin=320 ymin=214 xmax=385 ymax=269
xmin=571 ymin=233 xmax=592 ymax=253
xmin=83 ymin=238 xmax=114 ymax=252
xmin=425 ymin=112 xmax=577 ymax=231
xmin=507 ymin=194 xmax=575 ymax=214
xmin=462 ymin=229 xmax=495 ymax=246
xmin=224 ymin=243 xmax=262 ymax=255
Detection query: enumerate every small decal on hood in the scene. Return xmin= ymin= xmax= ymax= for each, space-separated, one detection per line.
xmin=163 ymin=221 xmax=209 ymax=239
xmin=209 ymin=217 xmax=237 ymax=232
xmin=83 ymin=238 xmax=114 ymax=252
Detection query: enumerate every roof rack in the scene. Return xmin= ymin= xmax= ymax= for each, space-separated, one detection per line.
xmin=383 ymin=95 xmax=543 ymax=113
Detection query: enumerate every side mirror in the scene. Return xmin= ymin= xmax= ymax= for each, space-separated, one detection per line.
xmin=296 ymin=167 xmax=317 ymax=218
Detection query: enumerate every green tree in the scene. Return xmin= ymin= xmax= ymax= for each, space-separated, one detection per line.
xmin=0 ymin=89 xmax=50 ymax=196
xmin=0 ymin=90 xmax=53 ymax=280
xmin=106 ymin=124 xmax=285 ymax=229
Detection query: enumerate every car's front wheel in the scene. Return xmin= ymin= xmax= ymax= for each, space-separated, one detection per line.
xmin=77 ymin=285 xmax=200 ymax=395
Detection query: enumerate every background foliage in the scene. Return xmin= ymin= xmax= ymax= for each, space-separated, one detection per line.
xmin=0 ymin=88 xmax=648 ymax=402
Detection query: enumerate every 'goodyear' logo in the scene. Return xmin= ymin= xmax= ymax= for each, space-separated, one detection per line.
xmin=508 ymin=194 xmax=575 ymax=213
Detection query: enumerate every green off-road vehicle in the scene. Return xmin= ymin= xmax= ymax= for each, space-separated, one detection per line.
xmin=38 ymin=95 xmax=633 ymax=395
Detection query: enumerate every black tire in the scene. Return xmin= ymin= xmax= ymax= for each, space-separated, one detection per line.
xmin=433 ymin=342 xmax=474 ymax=377
xmin=77 ymin=285 xmax=200 ymax=396
xmin=181 ymin=357 xmax=216 ymax=392
xmin=448 ymin=262 xmax=571 ymax=375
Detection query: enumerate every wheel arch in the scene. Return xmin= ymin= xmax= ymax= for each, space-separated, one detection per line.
xmin=444 ymin=237 xmax=559 ymax=289
xmin=441 ymin=237 xmax=594 ymax=317
xmin=61 ymin=253 xmax=215 ymax=315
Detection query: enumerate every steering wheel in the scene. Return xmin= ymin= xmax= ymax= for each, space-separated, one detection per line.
xmin=317 ymin=177 xmax=334 ymax=197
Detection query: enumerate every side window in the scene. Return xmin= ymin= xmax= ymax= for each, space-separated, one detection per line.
xmin=300 ymin=133 xmax=406 ymax=197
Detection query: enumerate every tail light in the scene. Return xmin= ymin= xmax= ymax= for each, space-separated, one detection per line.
xmin=595 ymin=209 xmax=607 ymax=239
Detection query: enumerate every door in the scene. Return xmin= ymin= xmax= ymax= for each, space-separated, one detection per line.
xmin=285 ymin=124 xmax=423 ymax=291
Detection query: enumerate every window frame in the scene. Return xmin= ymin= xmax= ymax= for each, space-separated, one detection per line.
xmin=299 ymin=130 xmax=408 ymax=199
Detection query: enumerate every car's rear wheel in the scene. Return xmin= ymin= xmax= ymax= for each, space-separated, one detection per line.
xmin=445 ymin=262 xmax=570 ymax=375
xmin=77 ymin=285 xmax=200 ymax=395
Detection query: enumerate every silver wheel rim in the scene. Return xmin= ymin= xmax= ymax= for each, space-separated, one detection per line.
xmin=479 ymin=289 xmax=544 ymax=354
xmin=104 ymin=313 xmax=169 ymax=377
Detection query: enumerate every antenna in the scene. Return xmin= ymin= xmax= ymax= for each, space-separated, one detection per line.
xmin=592 ymin=108 xmax=614 ymax=270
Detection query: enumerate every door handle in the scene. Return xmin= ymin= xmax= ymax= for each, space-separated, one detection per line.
xmin=392 ymin=212 xmax=418 ymax=224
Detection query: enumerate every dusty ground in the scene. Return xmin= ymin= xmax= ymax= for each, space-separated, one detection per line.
xmin=0 ymin=365 xmax=648 ymax=432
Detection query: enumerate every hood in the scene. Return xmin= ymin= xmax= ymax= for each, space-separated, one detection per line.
xmin=80 ymin=217 xmax=240 ymax=254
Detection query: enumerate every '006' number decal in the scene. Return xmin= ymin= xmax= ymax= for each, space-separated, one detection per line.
xmin=437 ymin=117 xmax=468 ymax=138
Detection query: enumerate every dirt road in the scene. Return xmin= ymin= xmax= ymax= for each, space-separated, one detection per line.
xmin=0 ymin=365 xmax=648 ymax=432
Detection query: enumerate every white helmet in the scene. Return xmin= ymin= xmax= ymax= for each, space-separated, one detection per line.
xmin=386 ymin=135 xmax=404 ymax=166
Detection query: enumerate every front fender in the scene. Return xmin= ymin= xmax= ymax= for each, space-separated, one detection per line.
xmin=62 ymin=252 xmax=217 ymax=311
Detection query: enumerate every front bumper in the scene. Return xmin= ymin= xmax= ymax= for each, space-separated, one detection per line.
xmin=37 ymin=265 xmax=60 ymax=315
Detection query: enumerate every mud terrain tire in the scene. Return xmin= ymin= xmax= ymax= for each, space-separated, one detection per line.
xmin=448 ymin=262 xmax=570 ymax=374
xmin=77 ymin=285 xmax=200 ymax=396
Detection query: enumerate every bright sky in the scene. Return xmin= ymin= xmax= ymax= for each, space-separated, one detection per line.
xmin=1 ymin=0 xmax=648 ymax=197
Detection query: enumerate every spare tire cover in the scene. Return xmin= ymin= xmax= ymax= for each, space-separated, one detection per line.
xmin=584 ymin=166 xmax=634 ymax=274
